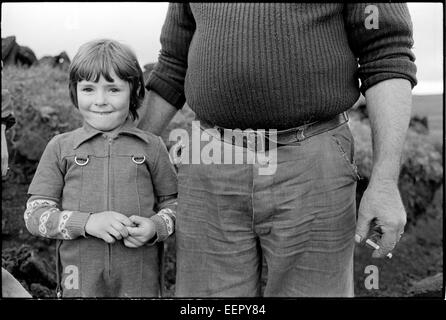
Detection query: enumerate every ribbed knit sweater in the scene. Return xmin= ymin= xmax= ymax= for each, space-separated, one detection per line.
xmin=147 ymin=3 xmax=417 ymax=130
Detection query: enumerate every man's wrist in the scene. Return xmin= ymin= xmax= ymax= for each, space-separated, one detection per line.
xmin=368 ymin=176 xmax=401 ymax=195
xmin=369 ymin=164 xmax=400 ymax=185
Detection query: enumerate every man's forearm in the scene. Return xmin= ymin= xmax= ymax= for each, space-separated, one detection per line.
xmin=136 ymin=90 xmax=179 ymax=135
xmin=365 ymin=78 xmax=412 ymax=183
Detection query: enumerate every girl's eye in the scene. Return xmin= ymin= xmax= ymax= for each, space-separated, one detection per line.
xmin=110 ymin=88 xmax=120 ymax=93
xmin=81 ymin=87 xmax=93 ymax=92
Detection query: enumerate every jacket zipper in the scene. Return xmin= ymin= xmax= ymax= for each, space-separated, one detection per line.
xmin=106 ymin=137 xmax=112 ymax=278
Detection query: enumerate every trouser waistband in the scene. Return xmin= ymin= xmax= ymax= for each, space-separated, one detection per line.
xmin=198 ymin=112 xmax=349 ymax=152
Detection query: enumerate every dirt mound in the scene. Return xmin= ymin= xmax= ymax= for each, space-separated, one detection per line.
xmin=2 ymin=36 xmax=37 ymax=67
xmin=2 ymin=244 xmax=57 ymax=298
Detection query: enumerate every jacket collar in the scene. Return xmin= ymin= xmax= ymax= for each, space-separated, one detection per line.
xmin=73 ymin=116 xmax=150 ymax=149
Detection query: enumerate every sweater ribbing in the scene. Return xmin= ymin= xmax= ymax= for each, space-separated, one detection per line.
xmin=148 ymin=3 xmax=417 ymax=130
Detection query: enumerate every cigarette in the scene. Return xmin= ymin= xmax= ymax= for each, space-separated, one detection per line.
xmin=365 ymin=239 xmax=379 ymax=250
xmin=365 ymin=239 xmax=393 ymax=259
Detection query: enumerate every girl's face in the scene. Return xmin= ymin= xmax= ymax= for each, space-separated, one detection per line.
xmin=77 ymin=70 xmax=131 ymax=132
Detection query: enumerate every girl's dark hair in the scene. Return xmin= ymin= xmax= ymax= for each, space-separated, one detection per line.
xmin=68 ymin=39 xmax=145 ymax=120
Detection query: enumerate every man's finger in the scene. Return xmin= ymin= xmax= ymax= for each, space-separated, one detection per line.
xmin=397 ymin=226 xmax=405 ymax=241
xmin=355 ymin=212 xmax=372 ymax=244
xmin=372 ymin=227 xmax=398 ymax=258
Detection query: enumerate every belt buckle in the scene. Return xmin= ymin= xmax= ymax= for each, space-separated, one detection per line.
xmin=245 ymin=130 xmax=256 ymax=152
xmin=295 ymin=127 xmax=306 ymax=142
xmin=245 ymin=130 xmax=265 ymax=152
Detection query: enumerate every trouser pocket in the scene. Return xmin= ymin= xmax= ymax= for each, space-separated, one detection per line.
xmin=329 ymin=124 xmax=361 ymax=181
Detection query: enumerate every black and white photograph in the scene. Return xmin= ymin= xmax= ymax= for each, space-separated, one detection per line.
xmin=1 ymin=1 xmax=443 ymax=308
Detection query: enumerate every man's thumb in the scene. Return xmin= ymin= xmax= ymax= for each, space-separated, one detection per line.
xmin=355 ymin=213 xmax=371 ymax=244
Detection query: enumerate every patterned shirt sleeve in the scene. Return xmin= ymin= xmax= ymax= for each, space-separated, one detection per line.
xmin=25 ymin=136 xmax=91 ymax=240
xmin=148 ymin=196 xmax=177 ymax=244
xmin=24 ymin=195 xmax=91 ymax=240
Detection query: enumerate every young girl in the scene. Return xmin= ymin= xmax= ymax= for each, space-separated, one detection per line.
xmin=24 ymin=39 xmax=177 ymax=297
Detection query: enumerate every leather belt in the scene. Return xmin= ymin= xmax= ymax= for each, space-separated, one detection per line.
xmin=198 ymin=112 xmax=349 ymax=152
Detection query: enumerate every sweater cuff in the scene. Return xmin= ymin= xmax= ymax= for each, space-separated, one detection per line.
xmin=150 ymin=208 xmax=176 ymax=243
xmin=359 ymin=58 xmax=417 ymax=94
xmin=150 ymin=214 xmax=168 ymax=243
xmin=65 ymin=211 xmax=91 ymax=238
xmin=146 ymin=73 xmax=186 ymax=110
xmin=360 ymin=73 xmax=417 ymax=95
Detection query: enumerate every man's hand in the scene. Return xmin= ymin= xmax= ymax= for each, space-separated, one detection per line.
xmin=355 ymin=178 xmax=406 ymax=258
xmin=85 ymin=211 xmax=132 ymax=243
xmin=1 ymin=124 xmax=9 ymax=177
xmin=135 ymin=90 xmax=178 ymax=135
xmin=123 ymin=215 xmax=156 ymax=248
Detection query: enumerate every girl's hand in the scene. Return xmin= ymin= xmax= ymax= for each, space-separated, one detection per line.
xmin=123 ymin=216 xmax=156 ymax=248
xmin=85 ymin=211 xmax=132 ymax=243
